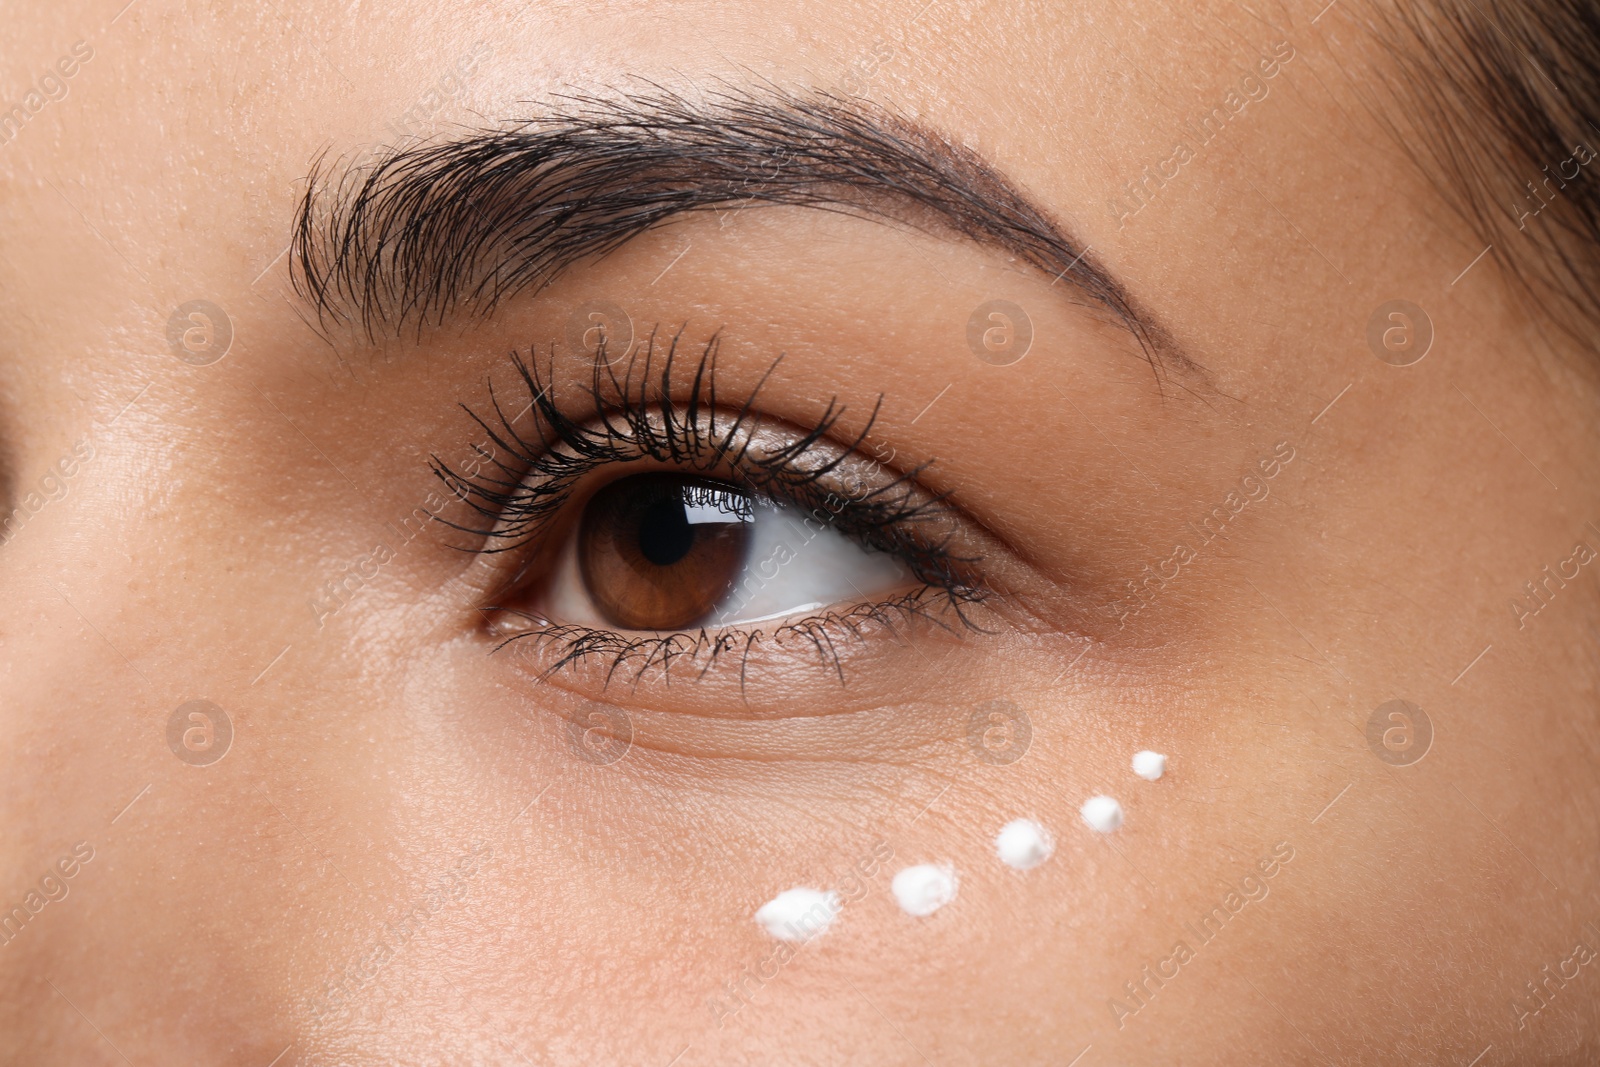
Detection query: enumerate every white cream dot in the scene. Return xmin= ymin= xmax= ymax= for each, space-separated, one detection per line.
xmin=754 ymin=887 xmax=840 ymax=942
xmin=995 ymin=818 xmax=1055 ymax=870
xmin=1080 ymin=795 xmax=1124 ymax=833
xmin=1132 ymin=750 xmax=1167 ymax=781
xmin=891 ymin=864 xmax=958 ymax=917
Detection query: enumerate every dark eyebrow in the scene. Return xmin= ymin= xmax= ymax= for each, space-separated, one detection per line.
xmin=290 ymin=86 xmax=1187 ymax=376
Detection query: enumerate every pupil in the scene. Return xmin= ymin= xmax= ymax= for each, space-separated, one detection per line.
xmin=637 ymin=496 xmax=695 ymax=566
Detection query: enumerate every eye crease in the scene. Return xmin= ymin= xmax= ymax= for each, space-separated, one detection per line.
xmin=434 ymin=328 xmax=985 ymax=683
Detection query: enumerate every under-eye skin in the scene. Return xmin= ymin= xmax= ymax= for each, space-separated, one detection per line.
xmin=433 ymin=328 xmax=992 ymax=686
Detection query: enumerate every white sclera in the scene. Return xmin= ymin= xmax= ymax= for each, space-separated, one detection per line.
xmin=1132 ymin=750 xmax=1167 ymax=781
xmin=995 ymin=819 xmax=1054 ymax=871
xmin=754 ymin=887 xmax=840 ymax=942
xmin=709 ymin=502 xmax=910 ymax=626
xmin=891 ymin=864 xmax=958 ymax=917
xmin=1080 ymin=795 xmax=1124 ymax=833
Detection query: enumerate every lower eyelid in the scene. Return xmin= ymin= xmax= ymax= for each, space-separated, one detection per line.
xmin=490 ymin=586 xmax=978 ymax=691
xmin=512 ymin=662 xmax=973 ymax=766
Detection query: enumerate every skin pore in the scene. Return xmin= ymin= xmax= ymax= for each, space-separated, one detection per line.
xmin=2 ymin=0 xmax=1599 ymax=1064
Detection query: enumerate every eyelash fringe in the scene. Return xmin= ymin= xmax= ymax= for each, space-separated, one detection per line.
xmin=432 ymin=327 xmax=988 ymax=686
xmin=494 ymin=589 xmax=973 ymax=691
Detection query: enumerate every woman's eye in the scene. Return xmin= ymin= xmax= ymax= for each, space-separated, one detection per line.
xmin=534 ymin=471 xmax=913 ymax=632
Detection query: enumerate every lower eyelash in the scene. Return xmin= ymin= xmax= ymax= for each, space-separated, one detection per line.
xmin=490 ymin=585 xmax=990 ymax=691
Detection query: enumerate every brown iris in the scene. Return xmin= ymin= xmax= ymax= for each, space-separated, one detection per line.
xmin=578 ymin=473 xmax=755 ymax=630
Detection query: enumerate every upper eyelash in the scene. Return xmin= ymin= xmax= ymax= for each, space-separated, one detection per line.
xmin=430 ymin=325 xmax=989 ymax=686
xmin=431 ymin=325 xmax=972 ymax=590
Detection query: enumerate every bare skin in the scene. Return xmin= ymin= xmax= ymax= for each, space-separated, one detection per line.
xmin=1 ymin=1 xmax=1597 ymax=1064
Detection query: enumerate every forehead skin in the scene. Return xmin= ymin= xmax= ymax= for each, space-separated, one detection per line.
xmin=2 ymin=0 xmax=1599 ymax=1065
